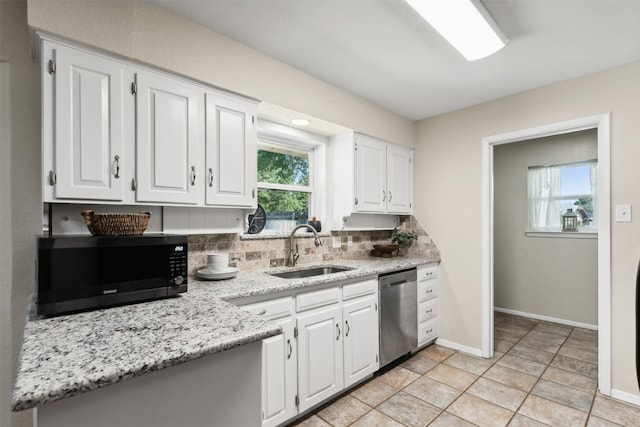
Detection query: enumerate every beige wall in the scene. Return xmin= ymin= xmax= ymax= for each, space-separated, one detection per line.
xmin=415 ymin=61 xmax=640 ymax=396
xmin=494 ymin=130 xmax=598 ymax=325
xmin=1 ymin=1 xmax=41 ymax=426
xmin=26 ymin=0 xmax=415 ymax=148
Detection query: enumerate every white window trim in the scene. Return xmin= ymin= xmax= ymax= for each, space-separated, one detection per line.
xmin=257 ymin=120 xmax=327 ymax=236
xmin=527 ymin=159 xmax=597 ymax=233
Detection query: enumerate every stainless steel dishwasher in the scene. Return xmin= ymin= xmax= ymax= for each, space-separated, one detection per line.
xmin=378 ymin=268 xmax=417 ymax=367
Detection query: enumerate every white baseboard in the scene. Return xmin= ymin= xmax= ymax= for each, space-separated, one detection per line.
xmin=495 ymin=307 xmax=598 ymax=331
xmin=436 ymin=338 xmax=482 ymax=358
xmin=610 ymin=389 xmax=640 ymax=406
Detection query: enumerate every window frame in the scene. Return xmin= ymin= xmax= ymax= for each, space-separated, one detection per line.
xmin=256 ymin=120 xmax=327 ymax=235
xmin=526 ymin=159 xmax=597 ymax=235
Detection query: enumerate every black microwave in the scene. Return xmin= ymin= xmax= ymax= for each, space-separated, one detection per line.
xmin=37 ymin=234 xmax=188 ymax=316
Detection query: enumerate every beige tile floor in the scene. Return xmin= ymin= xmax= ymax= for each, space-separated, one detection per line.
xmin=289 ymin=312 xmax=640 ymax=427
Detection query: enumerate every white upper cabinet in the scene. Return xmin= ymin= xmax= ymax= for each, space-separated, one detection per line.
xmin=42 ymin=41 xmax=131 ymax=202
xmin=386 ymin=144 xmax=413 ymax=213
xmin=205 ymin=92 xmax=257 ymax=208
xmin=40 ymin=35 xmax=258 ymax=208
xmin=135 ymin=71 xmax=204 ymax=205
xmin=329 ymin=132 xmax=413 ymax=228
xmin=355 ymin=134 xmax=387 ymax=213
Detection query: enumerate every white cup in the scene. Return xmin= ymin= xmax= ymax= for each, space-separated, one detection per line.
xmin=207 ymin=254 xmax=228 ymax=272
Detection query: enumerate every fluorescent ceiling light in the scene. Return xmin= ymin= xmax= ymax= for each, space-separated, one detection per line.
xmin=406 ymin=0 xmax=508 ymax=61
xmin=291 ymin=118 xmax=310 ymax=126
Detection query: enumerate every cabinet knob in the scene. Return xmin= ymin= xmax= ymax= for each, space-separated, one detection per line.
xmin=190 ymin=166 xmax=196 ymax=186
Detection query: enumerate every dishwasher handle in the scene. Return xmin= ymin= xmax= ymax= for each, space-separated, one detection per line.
xmin=379 ymin=279 xmax=417 ymax=290
xmin=379 ymin=268 xmax=417 ymax=289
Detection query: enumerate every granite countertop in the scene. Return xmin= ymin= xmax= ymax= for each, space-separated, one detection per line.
xmin=12 ymin=256 xmax=438 ymax=411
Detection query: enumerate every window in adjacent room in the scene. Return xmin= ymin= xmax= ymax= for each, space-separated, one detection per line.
xmin=527 ymin=160 xmax=597 ymax=232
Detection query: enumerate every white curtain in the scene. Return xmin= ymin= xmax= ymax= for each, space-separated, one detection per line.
xmin=589 ymin=163 xmax=598 ymax=228
xmin=528 ymin=166 xmax=561 ymax=230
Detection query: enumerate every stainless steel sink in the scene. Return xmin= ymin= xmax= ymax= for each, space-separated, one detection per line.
xmin=269 ymin=266 xmax=353 ymax=279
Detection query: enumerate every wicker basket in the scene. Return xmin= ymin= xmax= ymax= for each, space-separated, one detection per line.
xmin=81 ymin=210 xmax=151 ymax=236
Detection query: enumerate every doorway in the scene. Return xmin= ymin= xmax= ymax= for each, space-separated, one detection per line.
xmin=480 ymin=114 xmax=611 ymax=395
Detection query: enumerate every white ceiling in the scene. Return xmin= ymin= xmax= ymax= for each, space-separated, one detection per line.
xmin=149 ymin=0 xmax=640 ymax=122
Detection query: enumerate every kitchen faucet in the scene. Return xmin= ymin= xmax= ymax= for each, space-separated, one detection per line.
xmin=289 ymin=224 xmax=322 ymax=267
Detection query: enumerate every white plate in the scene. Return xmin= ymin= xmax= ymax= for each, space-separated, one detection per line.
xmin=196 ymin=267 xmax=238 ymax=281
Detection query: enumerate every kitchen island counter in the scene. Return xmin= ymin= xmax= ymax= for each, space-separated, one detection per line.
xmin=12 ymin=256 xmax=437 ymax=412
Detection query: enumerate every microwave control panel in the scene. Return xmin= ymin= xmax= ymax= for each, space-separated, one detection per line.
xmin=169 ymin=244 xmax=188 ymax=286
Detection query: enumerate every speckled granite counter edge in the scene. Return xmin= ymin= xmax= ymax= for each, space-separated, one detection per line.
xmin=12 ymin=256 xmax=439 ymax=411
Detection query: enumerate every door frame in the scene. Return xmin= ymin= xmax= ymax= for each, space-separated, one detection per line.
xmin=481 ymin=113 xmax=611 ymax=394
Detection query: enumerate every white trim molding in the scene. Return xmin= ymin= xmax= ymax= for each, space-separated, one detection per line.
xmin=435 ymin=338 xmax=482 ymax=358
xmin=481 ymin=113 xmax=611 ymax=395
xmin=495 ymin=307 xmax=598 ymax=331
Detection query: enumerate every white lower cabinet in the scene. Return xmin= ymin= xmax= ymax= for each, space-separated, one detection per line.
xmin=417 ymin=264 xmax=439 ymax=348
xmin=238 ymin=278 xmax=379 ymax=426
xmin=342 ymin=280 xmax=379 ymax=388
xmin=241 ymin=297 xmax=296 ymax=427
xmin=296 ymin=303 xmax=344 ymax=412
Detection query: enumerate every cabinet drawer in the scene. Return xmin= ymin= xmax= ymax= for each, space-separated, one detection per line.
xmin=241 ymin=296 xmax=294 ymax=321
xmin=418 ymin=280 xmax=437 ymax=302
xmin=296 ymin=287 xmax=340 ymax=312
xmin=342 ymin=278 xmax=377 ymax=301
xmin=418 ymin=264 xmax=438 ymax=281
xmin=418 ymin=318 xmax=437 ymax=345
xmin=418 ymin=299 xmax=437 ymax=323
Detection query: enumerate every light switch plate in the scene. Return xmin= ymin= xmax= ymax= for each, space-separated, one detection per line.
xmin=615 ymin=204 xmax=632 ymax=222
xmin=332 ymin=236 xmax=341 ymax=248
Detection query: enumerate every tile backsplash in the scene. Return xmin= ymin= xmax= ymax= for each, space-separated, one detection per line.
xmin=188 ymin=216 xmax=439 ymax=277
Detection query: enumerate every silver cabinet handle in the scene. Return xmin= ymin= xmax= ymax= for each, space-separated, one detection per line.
xmin=345 ymin=320 xmax=350 ymax=337
xmin=382 ymin=190 xmax=386 ymax=202
xmin=190 ymin=166 xmax=196 ymax=186
xmin=389 ymin=190 xmax=392 ymax=202
xmin=114 ymin=155 xmax=120 ymax=179
xmin=426 ymin=289 xmax=433 ymax=294
xmin=336 ymin=323 xmax=341 ymax=341
xmin=208 ymin=168 xmax=214 ymax=187
xmin=426 ymin=309 xmax=433 ymax=314
xmin=287 ymin=339 xmax=293 ymax=359
xmin=257 ymin=309 xmax=266 ymax=315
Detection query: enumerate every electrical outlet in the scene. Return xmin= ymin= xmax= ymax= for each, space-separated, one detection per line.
xmin=332 ymin=236 xmax=341 ymax=248
xmin=347 ymin=236 xmax=353 ymax=247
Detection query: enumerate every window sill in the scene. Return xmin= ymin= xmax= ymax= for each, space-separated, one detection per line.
xmin=525 ymin=231 xmax=598 ymax=239
xmin=240 ymin=231 xmax=332 ymax=241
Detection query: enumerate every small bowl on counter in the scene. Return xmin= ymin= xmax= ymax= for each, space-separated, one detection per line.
xmin=373 ymin=244 xmax=399 ymax=258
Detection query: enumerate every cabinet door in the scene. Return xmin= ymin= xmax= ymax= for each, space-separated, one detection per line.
xmin=53 ymin=46 xmax=126 ymax=201
xmin=297 ymin=304 xmax=343 ymax=412
xmin=343 ymin=294 xmax=379 ymax=387
xmin=136 ymin=71 xmax=203 ymax=204
xmin=355 ymin=134 xmax=387 ymax=213
xmin=262 ymin=317 xmax=297 ymax=427
xmin=205 ymin=93 xmax=257 ymax=208
xmin=386 ymin=144 xmax=413 ymax=214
